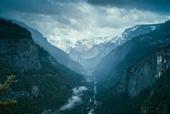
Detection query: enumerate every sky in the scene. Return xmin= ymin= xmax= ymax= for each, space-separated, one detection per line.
xmin=0 ymin=0 xmax=170 ymax=51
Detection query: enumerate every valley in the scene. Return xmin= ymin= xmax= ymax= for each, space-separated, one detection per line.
xmin=0 ymin=18 xmax=170 ymax=114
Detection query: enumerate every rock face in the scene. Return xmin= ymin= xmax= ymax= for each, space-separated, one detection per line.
xmin=0 ymin=30 xmax=41 ymax=73
xmin=93 ymin=20 xmax=169 ymax=88
xmin=0 ymin=19 xmax=84 ymax=114
xmin=140 ymin=68 xmax=170 ymax=114
xmin=94 ymin=20 xmax=170 ymax=114
xmin=126 ymin=46 xmax=170 ymax=96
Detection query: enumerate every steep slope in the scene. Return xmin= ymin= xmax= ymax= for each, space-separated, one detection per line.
xmin=68 ymin=24 xmax=158 ymax=76
xmin=94 ymin=20 xmax=170 ymax=114
xmin=93 ymin=21 xmax=167 ymax=87
xmin=69 ymin=40 xmax=116 ymax=76
xmin=12 ymin=20 xmax=85 ymax=75
xmin=140 ymin=68 xmax=170 ymax=114
xmin=0 ymin=19 xmax=84 ymax=114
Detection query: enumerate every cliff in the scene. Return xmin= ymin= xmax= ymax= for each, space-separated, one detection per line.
xmin=0 ymin=19 xmax=83 ymax=114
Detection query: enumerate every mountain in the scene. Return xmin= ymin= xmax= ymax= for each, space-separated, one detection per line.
xmin=0 ymin=19 xmax=84 ymax=114
xmin=12 ymin=20 xmax=86 ymax=75
xmin=68 ymin=39 xmax=116 ymax=76
xmin=94 ymin=20 xmax=170 ymax=114
xmin=68 ymin=24 xmax=158 ymax=76
xmin=140 ymin=68 xmax=170 ymax=114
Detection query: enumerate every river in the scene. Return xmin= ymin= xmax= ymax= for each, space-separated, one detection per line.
xmin=87 ymin=80 xmax=98 ymax=114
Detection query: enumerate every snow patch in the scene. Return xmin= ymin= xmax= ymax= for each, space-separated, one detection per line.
xmin=130 ymin=26 xmax=139 ymax=32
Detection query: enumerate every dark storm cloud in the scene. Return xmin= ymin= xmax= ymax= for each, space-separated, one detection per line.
xmin=87 ymin=0 xmax=170 ymax=14
xmin=0 ymin=0 xmax=78 ymax=14
xmin=0 ymin=0 xmax=170 ymax=14
xmin=0 ymin=0 xmax=169 ymax=52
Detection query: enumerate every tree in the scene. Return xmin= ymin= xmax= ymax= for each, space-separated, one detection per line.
xmin=0 ymin=75 xmax=17 ymax=113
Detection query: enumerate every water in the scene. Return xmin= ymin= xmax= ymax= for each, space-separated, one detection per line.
xmin=87 ymin=80 xmax=98 ymax=114
xmin=56 ymin=77 xmax=99 ymax=114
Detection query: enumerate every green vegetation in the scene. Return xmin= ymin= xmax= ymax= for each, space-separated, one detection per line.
xmin=0 ymin=75 xmax=17 ymax=113
xmin=0 ymin=19 xmax=32 ymax=39
xmin=0 ymin=18 xmax=84 ymax=114
xmin=94 ymin=19 xmax=170 ymax=114
xmin=141 ymin=69 xmax=170 ymax=114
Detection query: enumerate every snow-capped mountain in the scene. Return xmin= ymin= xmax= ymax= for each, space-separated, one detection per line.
xmin=93 ymin=20 xmax=170 ymax=114
xmin=68 ymin=24 xmax=158 ymax=76
xmin=68 ymin=38 xmax=118 ymax=76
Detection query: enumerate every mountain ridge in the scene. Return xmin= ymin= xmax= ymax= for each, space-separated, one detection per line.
xmin=0 ymin=18 xmax=84 ymax=114
xmin=11 ymin=19 xmax=86 ymax=75
xmin=94 ymin=20 xmax=170 ymax=114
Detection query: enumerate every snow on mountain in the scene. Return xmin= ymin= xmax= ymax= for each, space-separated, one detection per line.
xmin=67 ymin=24 xmax=158 ymax=76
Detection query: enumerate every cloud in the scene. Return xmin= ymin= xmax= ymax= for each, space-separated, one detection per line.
xmin=87 ymin=0 xmax=170 ymax=14
xmin=1 ymin=0 xmax=170 ymax=14
xmin=0 ymin=0 xmax=68 ymax=14
xmin=59 ymin=86 xmax=88 ymax=111
xmin=73 ymin=86 xmax=88 ymax=95
xmin=0 ymin=1 xmax=169 ymax=51
xmin=60 ymin=96 xmax=81 ymax=110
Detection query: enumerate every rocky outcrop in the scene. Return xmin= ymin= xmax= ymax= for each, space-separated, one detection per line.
xmin=118 ymin=45 xmax=170 ymax=97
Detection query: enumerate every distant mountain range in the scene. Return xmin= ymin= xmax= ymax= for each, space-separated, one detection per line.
xmin=68 ymin=24 xmax=158 ymax=76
